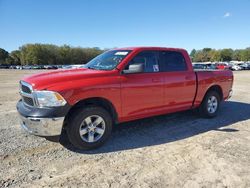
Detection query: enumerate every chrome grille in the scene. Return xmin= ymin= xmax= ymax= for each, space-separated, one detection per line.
xmin=19 ymin=81 xmax=35 ymax=107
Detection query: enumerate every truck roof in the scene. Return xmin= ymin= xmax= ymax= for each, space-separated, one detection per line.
xmin=114 ymin=46 xmax=186 ymax=52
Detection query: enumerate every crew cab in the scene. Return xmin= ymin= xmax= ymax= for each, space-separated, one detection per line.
xmin=17 ymin=47 xmax=233 ymax=149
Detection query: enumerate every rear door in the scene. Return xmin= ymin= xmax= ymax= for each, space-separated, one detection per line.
xmin=120 ymin=50 xmax=165 ymax=119
xmin=159 ymin=51 xmax=196 ymax=110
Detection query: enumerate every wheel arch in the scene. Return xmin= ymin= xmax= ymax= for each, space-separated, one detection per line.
xmin=64 ymin=97 xmax=119 ymax=127
xmin=204 ymin=85 xmax=223 ymax=101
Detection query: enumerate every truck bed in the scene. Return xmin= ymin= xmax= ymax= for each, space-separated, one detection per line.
xmin=193 ymin=69 xmax=233 ymax=107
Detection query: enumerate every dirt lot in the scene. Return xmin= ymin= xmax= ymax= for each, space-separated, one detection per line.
xmin=0 ymin=70 xmax=250 ymax=188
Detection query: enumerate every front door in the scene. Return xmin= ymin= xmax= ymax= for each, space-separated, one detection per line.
xmin=120 ymin=51 xmax=164 ymax=120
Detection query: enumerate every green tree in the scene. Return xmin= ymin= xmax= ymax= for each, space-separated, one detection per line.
xmin=240 ymin=48 xmax=250 ymax=61
xmin=220 ymin=49 xmax=233 ymax=61
xmin=193 ymin=50 xmax=202 ymax=62
xmin=0 ymin=48 xmax=9 ymax=64
xmin=193 ymin=49 xmax=209 ymax=62
xmin=190 ymin=49 xmax=196 ymax=61
xmin=9 ymin=50 xmax=21 ymax=65
xmin=208 ymin=50 xmax=219 ymax=62
xmin=233 ymin=50 xmax=242 ymax=61
xmin=20 ymin=44 xmax=59 ymax=65
xmin=201 ymin=48 xmax=212 ymax=62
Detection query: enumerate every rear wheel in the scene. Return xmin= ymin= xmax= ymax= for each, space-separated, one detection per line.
xmin=199 ymin=91 xmax=220 ymax=118
xmin=66 ymin=106 xmax=113 ymax=150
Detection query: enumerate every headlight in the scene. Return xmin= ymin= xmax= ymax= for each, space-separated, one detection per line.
xmin=34 ymin=91 xmax=67 ymax=107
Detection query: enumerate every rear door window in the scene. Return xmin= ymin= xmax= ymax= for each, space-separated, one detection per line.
xmin=160 ymin=51 xmax=187 ymax=72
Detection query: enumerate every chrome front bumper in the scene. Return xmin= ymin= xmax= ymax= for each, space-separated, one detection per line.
xmin=19 ymin=115 xmax=64 ymax=136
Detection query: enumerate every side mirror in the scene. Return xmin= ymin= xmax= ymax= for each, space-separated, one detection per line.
xmin=123 ymin=63 xmax=144 ymax=74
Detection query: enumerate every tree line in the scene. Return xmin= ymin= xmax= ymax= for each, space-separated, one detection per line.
xmin=190 ymin=47 xmax=250 ymax=62
xmin=0 ymin=44 xmax=104 ymax=65
xmin=1 ymin=44 xmax=250 ymax=65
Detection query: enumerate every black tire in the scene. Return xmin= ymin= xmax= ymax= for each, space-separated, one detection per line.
xmin=66 ymin=106 xmax=113 ymax=150
xmin=199 ymin=90 xmax=221 ymax=118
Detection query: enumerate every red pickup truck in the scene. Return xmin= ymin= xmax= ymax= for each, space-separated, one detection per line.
xmin=17 ymin=47 xmax=233 ymax=149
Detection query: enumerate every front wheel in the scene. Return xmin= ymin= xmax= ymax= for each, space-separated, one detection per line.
xmin=199 ymin=91 xmax=220 ymax=118
xmin=66 ymin=106 xmax=113 ymax=150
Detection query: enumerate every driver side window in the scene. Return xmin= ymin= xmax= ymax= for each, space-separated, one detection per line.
xmin=125 ymin=51 xmax=159 ymax=73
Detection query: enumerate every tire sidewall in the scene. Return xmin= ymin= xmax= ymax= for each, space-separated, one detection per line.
xmin=201 ymin=91 xmax=220 ymax=118
xmin=67 ymin=106 xmax=113 ymax=150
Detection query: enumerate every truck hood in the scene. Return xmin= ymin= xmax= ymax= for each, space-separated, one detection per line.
xmin=23 ymin=68 xmax=114 ymax=90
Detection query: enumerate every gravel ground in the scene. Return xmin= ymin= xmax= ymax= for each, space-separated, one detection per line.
xmin=0 ymin=69 xmax=250 ymax=188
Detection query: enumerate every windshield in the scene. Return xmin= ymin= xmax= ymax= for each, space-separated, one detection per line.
xmin=84 ymin=50 xmax=131 ymax=70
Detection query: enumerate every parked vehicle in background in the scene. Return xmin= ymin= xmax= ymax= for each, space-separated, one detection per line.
xmin=192 ymin=63 xmax=217 ymax=70
xmin=71 ymin=65 xmax=83 ymax=69
xmin=9 ymin=65 xmax=17 ymax=69
xmin=62 ymin=65 xmax=73 ymax=69
xmin=192 ymin=63 xmax=207 ymax=70
xmin=22 ymin=65 xmax=33 ymax=69
xmin=17 ymin=47 xmax=234 ymax=150
xmin=206 ymin=64 xmax=217 ymax=70
xmin=216 ymin=63 xmax=229 ymax=70
xmin=44 ymin=65 xmax=57 ymax=69
xmin=62 ymin=65 xmax=83 ymax=69
xmin=0 ymin=64 xmax=10 ymax=69
xmin=238 ymin=63 xmax=250 ymax=70
xmin=56 ymin=65 xmax=63 ymax=69
xmin=232 ymin=65 xmax=239 ymax=71
xmin=31 ymin=65 xmax=41 ymax=69
xmin=16 ymin=65 xmax=23 ymax=69
xmin=230 ymin=64 xmax=242 ymax=71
